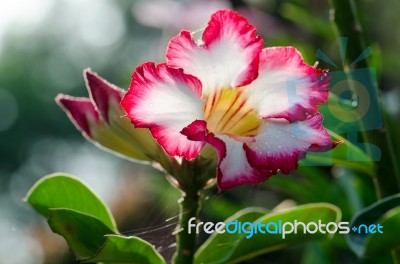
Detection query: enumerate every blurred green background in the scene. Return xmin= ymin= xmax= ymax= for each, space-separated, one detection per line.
xmin=1 ymin=0 xmax=399 ymax=263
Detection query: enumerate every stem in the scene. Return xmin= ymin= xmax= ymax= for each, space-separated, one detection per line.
xmin=173 ymin=191 xmax=201 ymax=264
xmin=171 ymin=159 xmax=209 ymax=264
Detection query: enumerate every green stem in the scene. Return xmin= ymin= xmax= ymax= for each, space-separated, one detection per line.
xmin=172 ymin=190 xmax=201 ymax=264
xmin=329 ymin=0 xmax=400 ymax=198
xmin=171 ymin=159 xmax=211 ymax=264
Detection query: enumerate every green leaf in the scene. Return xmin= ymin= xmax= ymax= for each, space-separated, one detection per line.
xmin=82 ymin=235 xmax=165 ymax=264
xmin=230 ymin=203 xmax=340 ymax=263
xmin=347 ymin=193 xmax=400 ymax=257
xmin=301 ymin=129 xmax=376 ymax=177
xmin=268 ymin=174 xmax=324 ymax=203
xmin=297 ymin=167 xmax=332 ymax=193
xmin=307 ymin=92 xmax=379 ymax=175
xmin=25 ymin=173 xmax=117 ymax=232
xmin=301 ymin=242 xmax=336 ymax=264
xmin=280 ymin=3 xmax=334 ymax=39
xmin=195 ymin=207 xmax=268 ymax=264
xmin=332 ymin=167 xmax=376 ymax=218
xmin=195 ymin=203 xmax=340 ymax=264
xmin=369 ymin=43 xmax=382 ymax=79
xmin=202 ymin=197 xmax=251 ymax=221
xmin=319 ymin=93 xmax=359 ymax=133
xmin=48 ymin=208 xmax=115 ymax=259
xmin=364 ymin=207 xmax=400 ymax=256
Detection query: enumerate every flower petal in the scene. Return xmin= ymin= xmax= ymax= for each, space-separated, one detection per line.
xmin=244 ymin=114 xmax=333 ymax=174
xmin=181 ymin=120 xmax=268 ymax=190
xmin=84 ymin=69 xmax=125 ymax=123
xmin=121 ymin=62 xmax=204 ymax=159
xmin=57 ymin=94 xmax=154 ymax=161
xmin=245 ymin=47 xmax=330 ymax=121
xmin=56 ymin=95 xmax=99 ymax=138
xmin=166 ymin=10 xmax=263 ymax=95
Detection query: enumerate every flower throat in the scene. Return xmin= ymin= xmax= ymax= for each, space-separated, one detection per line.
xmin=203 ymin=88 xmax=261 ymax=137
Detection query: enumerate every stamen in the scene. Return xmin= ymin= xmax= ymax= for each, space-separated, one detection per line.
xmin=203 ymin=88 xmax=261 ymax=137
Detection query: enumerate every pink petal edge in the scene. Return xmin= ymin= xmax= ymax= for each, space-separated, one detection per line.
xmin=121 ymin=62 xmax=204 ymax=159
xmin=181 ymin=120 xmax=270 ymax=190
xmin=246 ymin=47 xmax=330 ymax=122
xmin=56 ymin=95 xmax=99 ymax=138
xmin=84 ymin=69 xmax=126 ymax=123
xmin=166 ymin=10 xmax=263 ymax=95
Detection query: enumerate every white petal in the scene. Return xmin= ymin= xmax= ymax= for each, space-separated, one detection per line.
xmin=121 ymin=62 xmax=205 ymax=159
xmin=245 ymin=47 xmax=330 ymax=121
xmin=245 ymin=114 xmax=332 ymax=174
xmin=167 ymin=10 xmax=263 ymax=95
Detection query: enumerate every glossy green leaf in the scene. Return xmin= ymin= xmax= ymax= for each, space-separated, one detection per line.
xmin=195 ymin=203 xmax=340 ymax=264
xmin=48 ymin=208 xmax=115 ymax=259
xmin=230 ymin=203 xmax=340 ymax=263
xmin=25 ymin=173 xmax=117 ymax=232
xmin=347 ymin=193 xmax=400 ymax=257
xmin=195 ymin=207 xmax=268 ymax=264
xmin=82 ymin=235 xmax=165 ymax=264
xmin=364 ymin=207 xmax=400 ymax=256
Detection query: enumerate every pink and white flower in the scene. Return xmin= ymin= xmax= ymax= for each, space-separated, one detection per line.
xmin=121 ymin=10 xmax=338 ymax=190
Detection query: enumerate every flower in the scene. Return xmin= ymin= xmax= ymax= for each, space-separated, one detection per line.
xmin=56 ymin=69 xmax=162 ymax=164
xmin=121 ymin=10 xmax=338 ymax=190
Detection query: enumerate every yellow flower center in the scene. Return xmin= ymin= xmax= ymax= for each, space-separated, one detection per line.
xmin=203 ymin=88 xmax=261 ymax=137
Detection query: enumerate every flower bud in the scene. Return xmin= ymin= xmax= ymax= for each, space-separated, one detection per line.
xmin=56 ymin=69 xmax=168 ymax=165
